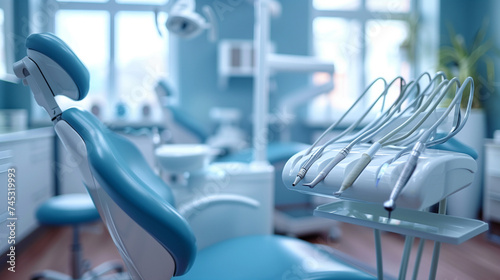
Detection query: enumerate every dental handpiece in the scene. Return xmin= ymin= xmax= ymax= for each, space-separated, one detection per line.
xmin=335 ymin=153 xmax=371 ymax=196
xmin=335 ymin=142 xmax=381 ymax=196
xmin=303 ymin=147 xmax=350 ymax=188
xmin=292 ymin=148 xmax=325 ymax=186
xmin=383 ymin=141 xmax=425 ymax=217
xmin=293 ymin=117 xmax=372 ymax=187
xmin=383 ymin=78 xmax=472 ymax=218
xmin=294 ymin=117 xmax=374 ymax=187
xmin=375 ymin=146 xmax=413 ymax=187
xmin=303 ymin=110 xmax=401 ymax=189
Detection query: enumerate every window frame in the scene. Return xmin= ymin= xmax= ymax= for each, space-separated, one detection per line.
xmin=313 ymin=0 xmax=418 ymax=86
xmin=0 ymin=0 xmax=14 ymax=77
xmin=308 ymin=0 xmax=427 ymax=126
xmin=38 ymin=0 xmax=168 ymax=120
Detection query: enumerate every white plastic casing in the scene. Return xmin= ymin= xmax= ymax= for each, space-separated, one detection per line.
xmin=13 ymin=50 xmax=78 ymax=119
xmin=27 ymin=49 xmax=80 ymax=100
xmin=283 ymin=143 xmax=477 ymax=210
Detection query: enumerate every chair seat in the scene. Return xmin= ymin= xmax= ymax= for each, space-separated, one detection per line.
xmin=175 ymin=235 xmax=375 ymax=280
xmin=36 ymin=194 xmax=100 ymax=225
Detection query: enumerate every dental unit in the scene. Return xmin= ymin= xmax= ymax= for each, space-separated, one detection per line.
xmin=294 ymin=72 xmax=436 ymax=188
xmin=334 ymin=76 xmax=456 ymax=196
xmin=283 ymin=72 xmax=479 ymax=209
xmin=279 ymin=73 xmax=487 ymax=280
xmin=299 ymin=72 xmax=447 ymax=191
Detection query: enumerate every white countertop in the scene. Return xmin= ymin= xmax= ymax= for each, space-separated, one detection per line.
xmin=0 ymin=127 xmax=54 ymax=143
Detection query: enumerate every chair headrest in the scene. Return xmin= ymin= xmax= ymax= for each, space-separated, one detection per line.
xmin=26 ymin=33 xmax=90 ymax=101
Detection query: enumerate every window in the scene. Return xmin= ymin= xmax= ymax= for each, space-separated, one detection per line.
xmin=43 ymin=0 xmax=168 ymax=122
xmin=309 ymin=0 xmax=417 ymax=125
xmin=0 ymin=0 xmax=14 ymax=77
xmin=0 ymin=9 xmax=6 ymax=76
xmin=55 ymin=9 xmax=110 ymax=112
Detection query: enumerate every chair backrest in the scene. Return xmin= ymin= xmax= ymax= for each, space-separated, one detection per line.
xmin=14 ymin=33 xmax=197 ymax=279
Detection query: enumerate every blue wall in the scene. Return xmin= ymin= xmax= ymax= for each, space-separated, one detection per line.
xmin=172 ymin=0 xmax=312 ymax=142
xmin=0 ymin=0 xmax=32 ymax=123
xmin=440 ymin=0 xmax=500 ymax=138
xmin=174 ymin=0 xmax=500 ymax=142
xmin=486 ymin=0 xmax=500 ymax=138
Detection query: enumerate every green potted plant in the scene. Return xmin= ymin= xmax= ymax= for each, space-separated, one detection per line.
xmin=438 ymin=21 xmax=496 ymax=109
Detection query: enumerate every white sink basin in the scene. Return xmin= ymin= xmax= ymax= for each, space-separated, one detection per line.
xmin=155 ymin=144 xmax=211 ymax=173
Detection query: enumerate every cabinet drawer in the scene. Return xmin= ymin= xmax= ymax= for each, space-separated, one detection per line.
xmin=485 ymin=143 xmax=500 ymax=174
xmin=486 ymin=175 xmax=500 ymax=194
xmin=485 ymin=196 xmax=500 ymax=222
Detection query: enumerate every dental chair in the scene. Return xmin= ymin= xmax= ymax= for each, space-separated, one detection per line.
xmin=14 ymin=32 xmax=375 ymax=279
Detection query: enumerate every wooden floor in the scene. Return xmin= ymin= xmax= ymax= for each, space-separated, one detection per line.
xmin=1 ymin=222 xmax=499 ymax=280
xmin=0 ymin=223 xmax=123 ymax=280
xmin=307 ymin=223 xmax=500 ymax=280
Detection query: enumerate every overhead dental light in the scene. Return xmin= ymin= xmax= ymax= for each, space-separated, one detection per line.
xmin=155 ymin=0 xmax=217 ymax=41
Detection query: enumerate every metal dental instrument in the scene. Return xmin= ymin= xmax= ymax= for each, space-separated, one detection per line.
xmin=291 ymin=77 xmax=387 ymax=186
xmin=374 ymin=74 xmax=456 ymax=187
xmin=302 ymin=77 xmax=409 ymax=188
xmin=384 ymin=77 xmax=474 ymax=218
xmin=335 ymin=76 xmax=452 ymax=196
xmin=318 ymin=81 xmax=423 ymax=191
xmin=292 ymin=78 xmax=389 ymax=187
xmin=301 ymin=72 xmax=447 ymax=190
xmin=342 ymin=73 xmax=443 ymax=151
xmin=305 ymin=76 xmax=430 ymax=189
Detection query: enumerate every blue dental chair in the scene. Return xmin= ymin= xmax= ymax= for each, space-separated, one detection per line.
xmin=14 ymin=33 xmax=375 ymax=279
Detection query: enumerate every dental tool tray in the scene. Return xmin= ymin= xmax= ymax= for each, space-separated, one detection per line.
xmin=314 ymin=200 xmax=487 ymax=244
xmin=282 ymin=143 xmax=477 ymax=210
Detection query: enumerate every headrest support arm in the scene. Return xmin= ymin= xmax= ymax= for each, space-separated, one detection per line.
xmin=14 ymin=57 xmax=63 ymax=121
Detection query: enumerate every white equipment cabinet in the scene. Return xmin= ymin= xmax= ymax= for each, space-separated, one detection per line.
xmin=484 ymin=140 xmax=500 ymax=237
xmin=0 ymin=128 xmax=55 ymax=254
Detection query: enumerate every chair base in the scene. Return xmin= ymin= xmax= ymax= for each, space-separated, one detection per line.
xmin=31 ymin=261 xmax=126 ymax=280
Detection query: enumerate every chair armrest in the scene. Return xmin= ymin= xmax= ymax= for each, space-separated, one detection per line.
xmin=178 ymin=194 xmax=260 ymax=219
